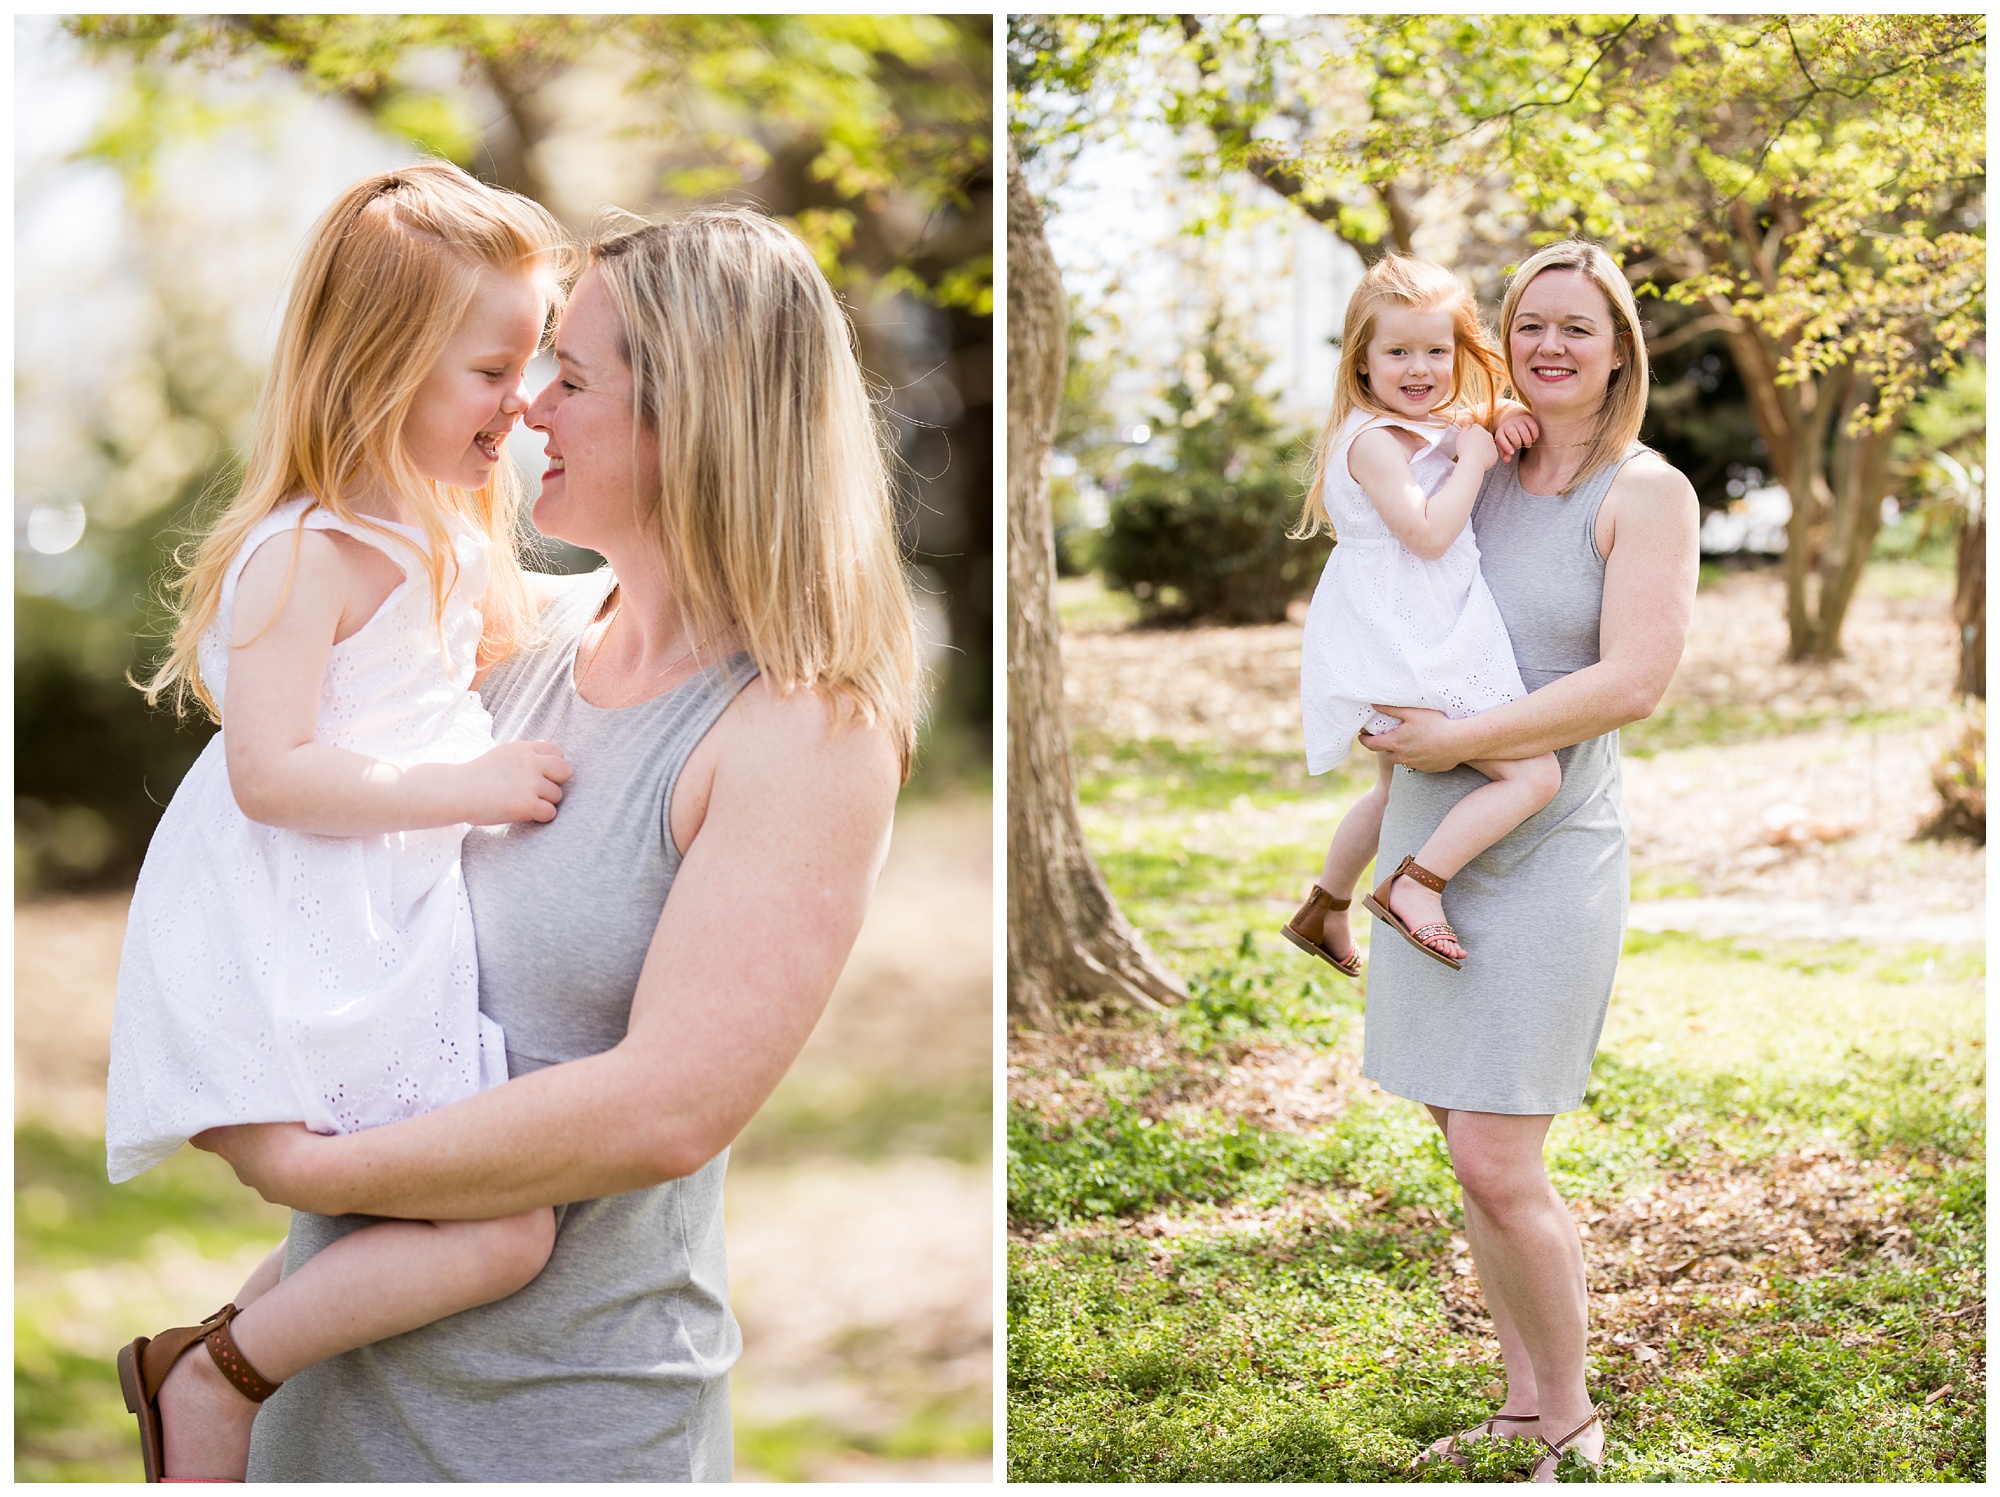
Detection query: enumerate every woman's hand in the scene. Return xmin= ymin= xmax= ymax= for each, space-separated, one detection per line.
xmin=1358 ymin=705 xmax=1467 ymax=773
xmin=194 ymin=1123 xmax=333 ymax=1211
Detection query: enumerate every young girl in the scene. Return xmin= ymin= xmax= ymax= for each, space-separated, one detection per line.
xmin=106 ymin=163 xmax=577 ymax=1481
xmin=1282 ymin=254 xmax=1559 ymax=974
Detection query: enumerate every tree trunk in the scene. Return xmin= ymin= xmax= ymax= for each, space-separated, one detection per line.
xmin=1809 ymin=377 xmax=1894 ymax=659
xmin=1006 ymin=144 xmax=1187 ymax=1031
xmin=1956 ymin=501 xmax=1986 ymax=698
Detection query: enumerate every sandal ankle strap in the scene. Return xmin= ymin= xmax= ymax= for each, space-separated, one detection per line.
xmin=204 ymin=1305 xmax=282 ymax=1404
xmin=1309 ymin=883 xmax=1352 ymax=913
xmin=1393 ymin=855 xmax=1448 ymax=894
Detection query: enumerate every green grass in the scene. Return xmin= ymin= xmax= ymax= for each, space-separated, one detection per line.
xmin=15 ymin=1127 xmax=290 ymax=1483
xmin=1010 ymin=720 xmax=1984 ymax=1482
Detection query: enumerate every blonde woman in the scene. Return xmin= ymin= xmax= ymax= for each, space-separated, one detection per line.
xmin=196 ymin=210 xmax=914 ymax=1480
xmin=1358 ymin=242 xmax=1699 ymax=1480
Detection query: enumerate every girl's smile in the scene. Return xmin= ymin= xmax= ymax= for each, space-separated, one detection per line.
xmin=403 ymin=263 xmax=549 ymax=495
xmin=1361 ymin=305 xmax=1459 ymax=420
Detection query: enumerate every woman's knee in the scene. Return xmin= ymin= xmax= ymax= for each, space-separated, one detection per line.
xmin=1449 ymin=1146 xmax=1548 ymax=1226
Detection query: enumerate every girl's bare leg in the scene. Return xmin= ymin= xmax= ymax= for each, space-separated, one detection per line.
xmin=1432 ymin=1108 xmax=1603 ymax=1478
xmin=1386 ymin=751 xmax=1561 ymax=960
xmin=1312 ymin=751 xmax=1395 ymax=963
xmin=158 ymin=1203 xmax=556 ymax=1478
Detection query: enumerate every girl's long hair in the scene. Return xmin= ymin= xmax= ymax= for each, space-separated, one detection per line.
xmin=588 ymin=209 xmax=919 ymax=779
xmin=142 ymin=161 xmax=577 ymax=719
xmin=1496 ymin=240 xmax=1650 ymax=492
xmin=1293 ymin=254 xmax=1508 ymax=539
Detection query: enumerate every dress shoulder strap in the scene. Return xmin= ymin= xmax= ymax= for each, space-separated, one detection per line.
xmin=1339 ymin=410 xmax=1454 ymax=462
xmin=1574 ymin=441 xmax=1650 ymax=563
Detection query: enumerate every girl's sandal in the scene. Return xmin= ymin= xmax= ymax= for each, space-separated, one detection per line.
xmin=1529 ymin=1407 xmax=1605 ymax=1483
xmin=1280 ymin=884 xmax=1364 ymax=978
xmin=1413 ymin=1412 xmax=1540 ymax=1472
xmin=117 ymin=1303 xmax=283 ymax=1483
xmin=1362 ymin=855 xmax=1464 ymax=970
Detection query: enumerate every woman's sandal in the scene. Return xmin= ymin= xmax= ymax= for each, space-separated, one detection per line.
xmin=1412 ymin=1411 xmax=1540 ymax=1471
xmin=117 ymin=1303 xmax=283 ymax=1483
xmin=1361 ymin=854 xmax=1465 ymax=970
xmin=1530 ymin=1407 xmax=1605 ymax=1482
xmin=1280 ymin=884 xmax=1364 ymax=978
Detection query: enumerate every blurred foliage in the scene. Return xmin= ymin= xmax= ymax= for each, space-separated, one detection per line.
xmin=1049 ymin=302 xmax=1126 ymax=577
xmin=1010 ymin=14 xmax=1985 ymax=659
xmin=22 ymin=15 xmax=993 ymax=892
xmin=1100 ymin=319 xmax=1326 ymax=624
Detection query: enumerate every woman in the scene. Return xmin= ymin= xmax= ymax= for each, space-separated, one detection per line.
xmin=1356 ymin=240 xmax=1699 ymax=1480
xmin=198 ymin=209 xmax=915 ymax=1480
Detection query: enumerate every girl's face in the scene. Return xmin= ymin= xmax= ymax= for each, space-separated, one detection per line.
xmin=403 ymin=263 xmax=547 ymax=493
xmin=524 ymin=267 xmax=659 ymax=554
xmin=1360 ymin=305 xmax=1458 ymax=419
xmin=1507 ymin=269 xmax=1623 ymax=419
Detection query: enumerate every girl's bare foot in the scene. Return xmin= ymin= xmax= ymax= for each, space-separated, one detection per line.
xmin=1386 ymin=872 xmax=1464 ymax=962
xmin=158 ymin=1341 xmax=260 ymax=1480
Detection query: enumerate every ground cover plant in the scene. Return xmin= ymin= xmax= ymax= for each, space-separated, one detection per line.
xmin=1008 ymin=567 xmax=1984 ymax=1482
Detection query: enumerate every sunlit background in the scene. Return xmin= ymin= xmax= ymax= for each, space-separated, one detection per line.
xmin=15 ymin=14 xmax=992 ymax=1480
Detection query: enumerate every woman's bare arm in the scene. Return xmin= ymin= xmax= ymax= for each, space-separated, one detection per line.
xmin=1360 ymin=455 xmax=1699 ymax=771
xmin=199 ymin=683 xmax=900 ymax=1219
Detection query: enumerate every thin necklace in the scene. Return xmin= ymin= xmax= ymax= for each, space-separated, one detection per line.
xmin=545 ymin=595 xmax=701 ymax=748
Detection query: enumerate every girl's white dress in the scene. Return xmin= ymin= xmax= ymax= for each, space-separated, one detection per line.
xmin=1300 ymin=411 xmax=1527 ymax=774
xmin=105 ymin=498 xmax=508 ymax=1183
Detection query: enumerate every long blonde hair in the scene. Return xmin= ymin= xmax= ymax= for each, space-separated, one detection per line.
xmin=1294 ymin=254 xmax=1509 ymax=538
xmin=1496 ymin=240 xmax=1650 ymax=492
xmin=143 ymin=162 xmax=576 ymax=719
xmin=588 ymin=209 xmax=919 ymax=779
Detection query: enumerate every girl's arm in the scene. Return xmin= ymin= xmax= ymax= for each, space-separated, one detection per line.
xmin=1360 ymin=455 xmax=1700 ymax=771
xmin=1347 ymin=423 xmax=1499 ymax=560
xmin=225 ymin=531 xmax=570 ymax=835
xmin=198 ymin=683 xmax=900 ymax=1218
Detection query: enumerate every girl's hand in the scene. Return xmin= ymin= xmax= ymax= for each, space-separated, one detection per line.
xmin=1493 ymin=408 xmax=1540 ymax=461
xmin=1455 ymin=423 xmax=1499 ymax=473
xmin=1358 ymin=705 xmax=1467 ymax=773
xmin=194 ymin=1123 xmax=327 ymax=1211
xmin=459 ymin=740 xmax=572 ymax=825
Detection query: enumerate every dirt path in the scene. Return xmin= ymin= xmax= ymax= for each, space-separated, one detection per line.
xmin=14 ymin=792 xmax=994 ymax=1484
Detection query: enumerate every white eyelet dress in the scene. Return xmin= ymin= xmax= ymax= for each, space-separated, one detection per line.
xmin=1362 ymin=448 xmax=1645 ymax=1115
xmin=104 ymin=496 xmax=507 ymax=1182
xmin=1300 ymin=411 xmax=1528 ymax=774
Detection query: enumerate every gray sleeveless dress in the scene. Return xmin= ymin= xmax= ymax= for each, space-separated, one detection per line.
xmin=1361 ymin=448 xmax=1641 ymax=1116
xmin=247 ymin=570 xmax=758 ymax=1481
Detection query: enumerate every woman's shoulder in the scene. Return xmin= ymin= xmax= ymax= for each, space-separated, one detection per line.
xmin=1609 ymin=447 xmax=1697 ymax=504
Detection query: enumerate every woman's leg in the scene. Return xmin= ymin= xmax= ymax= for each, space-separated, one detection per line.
xmin=1436 ymin=1108 xmax=1603 ymax=1479
xmin=1416 ymin=1106 xmax=1538 ymax=1461
xmin=1387 ymin=752 xmax=1561 ymax=960
xmin=157 ymin=1205 xmax=557 ymax=1478
xmin=1312 ymin=751 xmax=1395 ymax=962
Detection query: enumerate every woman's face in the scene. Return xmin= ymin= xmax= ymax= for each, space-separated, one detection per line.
xmin=525 ymin=267 xmax=659 ymax=552
xmin=1506 ymin=268 xmax=1624 ymax=421
xmin=404 ymin=263 xmax=546 ymax=493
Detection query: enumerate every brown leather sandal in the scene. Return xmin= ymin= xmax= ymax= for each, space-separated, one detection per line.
xmin=1413 ymin=1411 xmax=1540 ymax=1471
xmin=1280 ymin=884 xmax=1364 ymax=978
xmin=117 ymin=1303 xmax=282 ymax=1482
xmin=1530 ymin=1407 xmax=1604 ymax=1482
xmin=1362 ymin=854 xmax=1464 ymax=970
